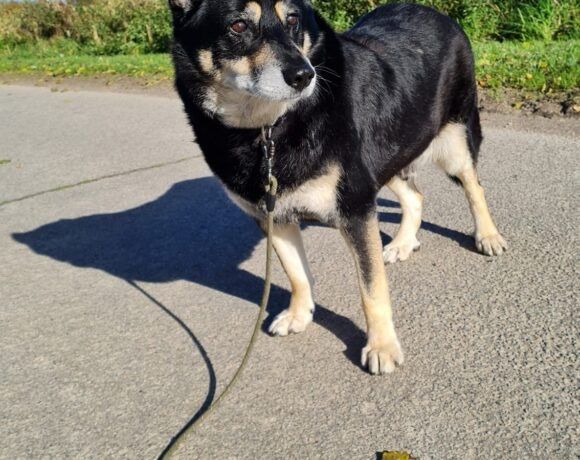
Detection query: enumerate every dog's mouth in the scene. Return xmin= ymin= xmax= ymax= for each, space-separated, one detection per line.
xmin=221 ymin=64 xmax=317 ymax=103
xmin=246 ymin=82 xmax=316 ymax=102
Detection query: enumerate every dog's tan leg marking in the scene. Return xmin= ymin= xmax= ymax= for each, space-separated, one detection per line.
xmin=342 ymin=215 xmax=403 ymax=375
xmin=431 ymin=123 xmax=507 ymax=256
xmin=384 ymin=176 xmax=423 ymax=263
xmin=457 ymin=167 xmax=507 ymax=256
xmin=268 ymin=223 xmax=315 ymax=336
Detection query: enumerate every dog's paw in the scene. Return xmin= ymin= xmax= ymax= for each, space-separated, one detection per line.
xmin=476 ymin=233 xmax=507 ymax=256
xmin=268 ymin=309 xmax=313 ymax=337
xmin=361 ymin=337 xmax=404 ymax=375
xmin=383 ymin=238 xmax=420 ymax=264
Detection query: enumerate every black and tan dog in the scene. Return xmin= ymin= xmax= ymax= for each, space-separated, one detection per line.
xmin=167 ymin=0 xmax=507 ymax=374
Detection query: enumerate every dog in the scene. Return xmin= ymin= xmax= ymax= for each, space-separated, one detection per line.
xmin=167 ymin=0 xmax=507 ymax=375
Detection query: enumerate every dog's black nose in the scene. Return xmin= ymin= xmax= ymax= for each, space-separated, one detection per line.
xmin=283 ymin=65 xmax=315 ymax=92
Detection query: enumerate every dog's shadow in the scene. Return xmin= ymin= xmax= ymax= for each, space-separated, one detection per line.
xmin=12 ymin=178 xmax=370 ymax=366
xmin=12 ymin=179 xmax=476 ymax=367
xmin=13 ymin=179 xmax=475 ymax=367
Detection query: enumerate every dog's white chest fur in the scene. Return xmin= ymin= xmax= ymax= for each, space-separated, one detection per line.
xmin=224 ymin=164 xmax=342 ymax=225
xmin=203 ymin=84 xmax=291 ymax=129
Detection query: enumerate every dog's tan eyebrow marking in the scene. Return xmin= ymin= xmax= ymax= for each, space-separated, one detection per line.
xmin=274 ymin=1 xmax=288 ymax=22
xmin=198 ymin=49 xmax=215 ymax=74
xmin=245 ymin=1 xmax=262 ymax=22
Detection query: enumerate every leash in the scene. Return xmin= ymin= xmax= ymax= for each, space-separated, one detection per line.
xmin=158 ymin=126 xmax=278 ymax=459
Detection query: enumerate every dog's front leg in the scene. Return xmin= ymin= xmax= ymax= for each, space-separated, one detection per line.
xmin=262 ymin=222 xmax=315 ymax=336
xmin=341 ymin=213 xmax=404 ymax=374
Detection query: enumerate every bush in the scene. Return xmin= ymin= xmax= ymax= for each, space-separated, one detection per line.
xmin=0 ymin=0 xmax=172 ymax=54
xmin=0 ymin=0 xmax=578 ymax=55
xmin=312 ymin=0 xmax=579 ymax=40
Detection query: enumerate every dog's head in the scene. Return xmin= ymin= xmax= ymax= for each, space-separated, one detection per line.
xmin=169 ymin=0 xmax=322 ymax=128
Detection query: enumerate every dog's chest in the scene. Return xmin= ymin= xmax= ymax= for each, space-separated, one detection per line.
xmin=203 ymin=85 xmax=290 ymax=129
xmin=224 ymin=164 xmax=342 ymax=226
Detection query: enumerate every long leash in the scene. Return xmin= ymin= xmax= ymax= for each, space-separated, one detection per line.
xmin=158 ymin=127 xmax=278 ymax=459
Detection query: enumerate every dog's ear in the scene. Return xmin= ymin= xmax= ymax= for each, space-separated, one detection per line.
xmin=168 ymin=0 xmax=201 ymax=22
xmin=168 ymin=0 xmax=191 ymax=11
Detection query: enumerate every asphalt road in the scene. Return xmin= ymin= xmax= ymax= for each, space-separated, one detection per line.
xmin=0 ymin=85 xmax=578 ymax=459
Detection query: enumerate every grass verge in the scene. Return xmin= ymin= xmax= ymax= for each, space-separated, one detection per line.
xmin=0 ymin=40 xmax=578 ymax=94
xmin=472 ymin=40 xmax=579 ymax=93
xmin=0 ymin=47 xmax=172 ymax=79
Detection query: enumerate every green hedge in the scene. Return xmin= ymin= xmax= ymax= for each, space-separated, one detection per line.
xmin=315 ymin=0 xmax=579 ymax=41
xmin=0 ymin=0 xmax=172 ymax=54
xmin=0 ymin=0 xmax=578 ymax=55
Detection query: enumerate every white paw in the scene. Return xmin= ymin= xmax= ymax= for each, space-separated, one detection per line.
xmin=361 ymin=337 xmax=404 ymax=375
xmin=268 ymin=309 xmax=313 ymax=337
xmin=476 ymin=233 xmax=507 ymax=256
xmin=383 ymin=238 xmax=421 ymax=264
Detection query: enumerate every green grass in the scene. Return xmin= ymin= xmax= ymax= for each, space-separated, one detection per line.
xmin=0 ymin=43 xmax=171 ymax=77
xmin=473 ymin=40 xmax=579 ymax=92
xmin=0 ymin=40 xmax=578 ymax=93
xmin=0 ymin=159 xmax=11 ymax=166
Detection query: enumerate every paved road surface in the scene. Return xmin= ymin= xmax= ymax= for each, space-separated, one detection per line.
xmin=0 ymin=85 xmax=578 ymax=459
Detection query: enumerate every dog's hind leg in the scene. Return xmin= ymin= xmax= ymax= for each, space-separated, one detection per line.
xmin=432 ymin=123 xmax=507 ymax=256
xmin=268 ymin=223 xmax=315 ymax=336
xmin=342 ymin=213 xmax=404 ymax=374
xmin=455 ymin=166 xmax=507 ymax=255
xmin=383 ymin=175 xmax=423 ymax=263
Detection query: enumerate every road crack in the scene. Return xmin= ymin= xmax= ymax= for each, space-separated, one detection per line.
xmin=0 ymin=155 xmax=199 ymax=207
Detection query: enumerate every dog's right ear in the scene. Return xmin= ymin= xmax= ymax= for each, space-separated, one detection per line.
xmin=168 ymin=0 xmax=201 ymax=22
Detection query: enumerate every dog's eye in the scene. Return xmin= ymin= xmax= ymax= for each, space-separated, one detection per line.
xmin=230 ymin=20 xmax=248 ymax=34
xmin=287 ymin=14 xmax=300 ymax=27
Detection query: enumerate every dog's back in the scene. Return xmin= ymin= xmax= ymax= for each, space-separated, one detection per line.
xmin=340 ymin=4 xmax=482 ymax=181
